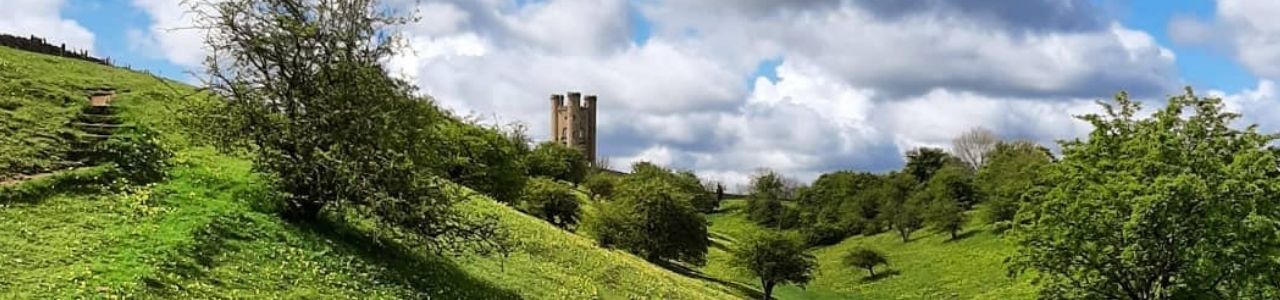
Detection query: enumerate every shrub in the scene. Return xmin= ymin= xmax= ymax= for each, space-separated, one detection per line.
xmin=435 ymin=121 xmax=528 ymax=203
xmin=581 ymin=173 xmax=618 ymax=200
xmin=588 ymin=177 xmax=708 ymax=265
xmin=517 ymin=178 xmax=581 ymax=229
xmin=842 ymin=247 xmax=889 ymax=277
xmin=524 ymin=141 xmax=589 ymax=184
xmin=731 ymin=231 xmax=816 ymax=300
xmin=89 ymin=126 xmax=173 ymax=184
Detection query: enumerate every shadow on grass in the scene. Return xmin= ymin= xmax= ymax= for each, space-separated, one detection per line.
xmin=943 ymin=229 xmax=981 ymax=243
xmin=303 ymin=217 xmax=523 ymax=299
xmin=861 ymin=269 xmax=901 ymax=282
xmin=139 ymin=212 xmax=521 ymax=299
xmin=655 ymin=260 xmax=765 ymax=300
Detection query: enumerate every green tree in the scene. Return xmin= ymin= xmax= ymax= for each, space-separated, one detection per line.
xmin=868 ymin=172 xmax=921 ymax=242
xmin=747 ymin=169 xmax=790 ymax=227
xmin=588 ymin=173 xmax=708 ymax=265
xmin=904 ymin=147 xmax=953 ymax=183
xmin=732 ymin=231 xmax=817 ymax=300
xmin=517 ymin=178 xmax=581 ymax=229
xmin=842 ymin=248 xmax=889 ymax=277
xmin=1012 ymin=90 xmax=1280 ymax=299
xmin=675 ymin=170 xmax=717 ymax=213
xmin=915 ymin=164 xmax=972 ymax=240
xmin=974 ymin=141 xmax=1052 ymax=225
xmin=198 ymin=0 xmax=501 ymax=251
xmin=889 ymin=190 xmax=926 ymax=243
xmin=796 ymin=171 xmax=881 ymax=245
xmin=525 ymin=141 xmax=589 ymax=184
xmin=628 ymin=162 xmax=715 ymax=212
xmin=580 ymin=173 xmax=618 ymax=200
xmin=437 ymin=121 xmax=528 ymax=203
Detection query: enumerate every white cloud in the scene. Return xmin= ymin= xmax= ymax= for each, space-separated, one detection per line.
xmin=1170 ymin=0 xmax=1280 ymax=78
xmin=128 ymin=0 xmax=1188 ymax=188
xmin=130 ymin=0 xmax=207 ymax=70
xmin=0 ymin=0 xmax=95 ymax=53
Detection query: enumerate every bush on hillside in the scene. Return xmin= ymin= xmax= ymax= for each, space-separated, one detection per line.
xmin=435 ymin=121 xmax=528 ymax=203
xmin=524 ymin=141 xmax=588 ymax=184
xmin=588 ymin=173 xmax=708 ymax=265
xmin=517 ymin=178 xmax=580 ymax=229
xmin=842 ymin=247 xmax=889 ymax=278
xmin=581 ymin=173 xmax=618 ymax=200
xmin=197 ymin=0 xmax=504 ymax=252
xmin=731 ymin=231 xmax=816 ymax=300
xmin=974 ymin=141 xmax=1052 ymax=225
xmin=90 ymin=126 xmax=173 ymax=184
xmin=746 ymin=169 xmax=799 ymax=228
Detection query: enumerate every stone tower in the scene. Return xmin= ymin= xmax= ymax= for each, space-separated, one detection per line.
xmin=550 ymin=92 xmax=597 ymax=163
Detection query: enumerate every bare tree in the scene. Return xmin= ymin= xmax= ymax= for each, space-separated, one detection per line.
xmin=951 ymin=127 xmax=999 ymax=172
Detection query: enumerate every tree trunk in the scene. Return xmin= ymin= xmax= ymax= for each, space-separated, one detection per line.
xmin=762 ymin=280 xmax=774 ymax=300
xmin=868 ymin=267 xmax=876 ymax=277
xmin=950 ymin=228 xmax=958 ymax=240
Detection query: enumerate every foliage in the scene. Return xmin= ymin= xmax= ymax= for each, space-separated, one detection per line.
xmin=1012 ymin=90 xmax=1280 ymax=299
xmin=797 ymin=171 xmax=882 ymax=244
xmin=580 ymin=172 xmax=618 ymax=200
xmin=952 ymin=127 xmax=999 ymax=172
xmin=435 ymin=121 xmax=529 ymax=203
xmin=524 ymin=141 xmax=589 ymax=184
xmin=866 ymin=172 xmax=922 ymax=243
xmin=890 ymin=191 xmax=926 ymax=243
xmin=731 ymin=231 xmax=817 ymax=300
xmin=628 ymin=162 xmax=716 ymax=212
xmin=588 ymin=175 xmax=709 ymax=266
xmin=89 ymin=126 xmax=174 ymax=184
xmin=197 ymin=0 xmax=503 ymax=253
xmin=904 ymin=147 xmax=954 ymax=183
xmin=516 ymin=178 xmax=580 ymax=229
xmin=916 ymin=164 xmax=973 ymax=240
xmin=842 ymin=248 xmax=889 ymax=277
xmin=974 ymin=141 xmax=1052 ymax=225
xmin=746 ymin=169 xmax=797 ymax=228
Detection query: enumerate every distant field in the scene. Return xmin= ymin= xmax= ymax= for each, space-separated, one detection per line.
xmin=701 ymin=199 xmax=1037 ymax=300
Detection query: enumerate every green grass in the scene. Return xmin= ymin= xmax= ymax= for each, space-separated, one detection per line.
xmin=0 ymin=45 xmax=740 ymax=299
xmin=701 ymin=199 xmax=1037 ymax=300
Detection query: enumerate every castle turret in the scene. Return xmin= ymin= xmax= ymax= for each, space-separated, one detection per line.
xmin=550 ymin=92 xmax=598 ymax=163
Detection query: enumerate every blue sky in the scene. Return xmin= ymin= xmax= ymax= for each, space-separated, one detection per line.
xmin=7 ymin=0 xmax=1280 ymax=187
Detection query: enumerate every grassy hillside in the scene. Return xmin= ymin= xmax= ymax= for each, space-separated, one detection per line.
xmin=0 ymin=45 xmax=737 ymax=299
xmin=701 ymin=199 xmax=1037 ymax=299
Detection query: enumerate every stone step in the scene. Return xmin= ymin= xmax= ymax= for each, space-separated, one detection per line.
xmin=75 ymin=125 xmax=117 ymax=136
xmin=74 ymin=113 xmax=122 ymax=124
xmin=69 ymin=122 xmax=128 ymax=129
xmin=80 ymin=106 xmax=117 ymax=115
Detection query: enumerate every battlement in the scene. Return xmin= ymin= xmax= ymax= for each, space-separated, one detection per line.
xmin=551 ymin=92 xmax=597 ymax=108
xmin=550 ymin=92 xmax=598 ymax=163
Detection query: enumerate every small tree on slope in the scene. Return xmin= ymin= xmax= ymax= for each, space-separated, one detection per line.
xmin=732 ymin=231 xmax=816 ymax=300
xmin=842 ymin=247 xmax=889 ymax=278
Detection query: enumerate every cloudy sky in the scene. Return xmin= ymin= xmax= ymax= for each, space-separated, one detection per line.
xmin=5 ymin=0 xmax=1280 ymax=188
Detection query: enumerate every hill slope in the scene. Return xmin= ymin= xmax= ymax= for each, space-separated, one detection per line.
xmin=700 ymin=199 xmax=1037 ymax=300
xmin=0 ymin=45 xmax=737 ymax=299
